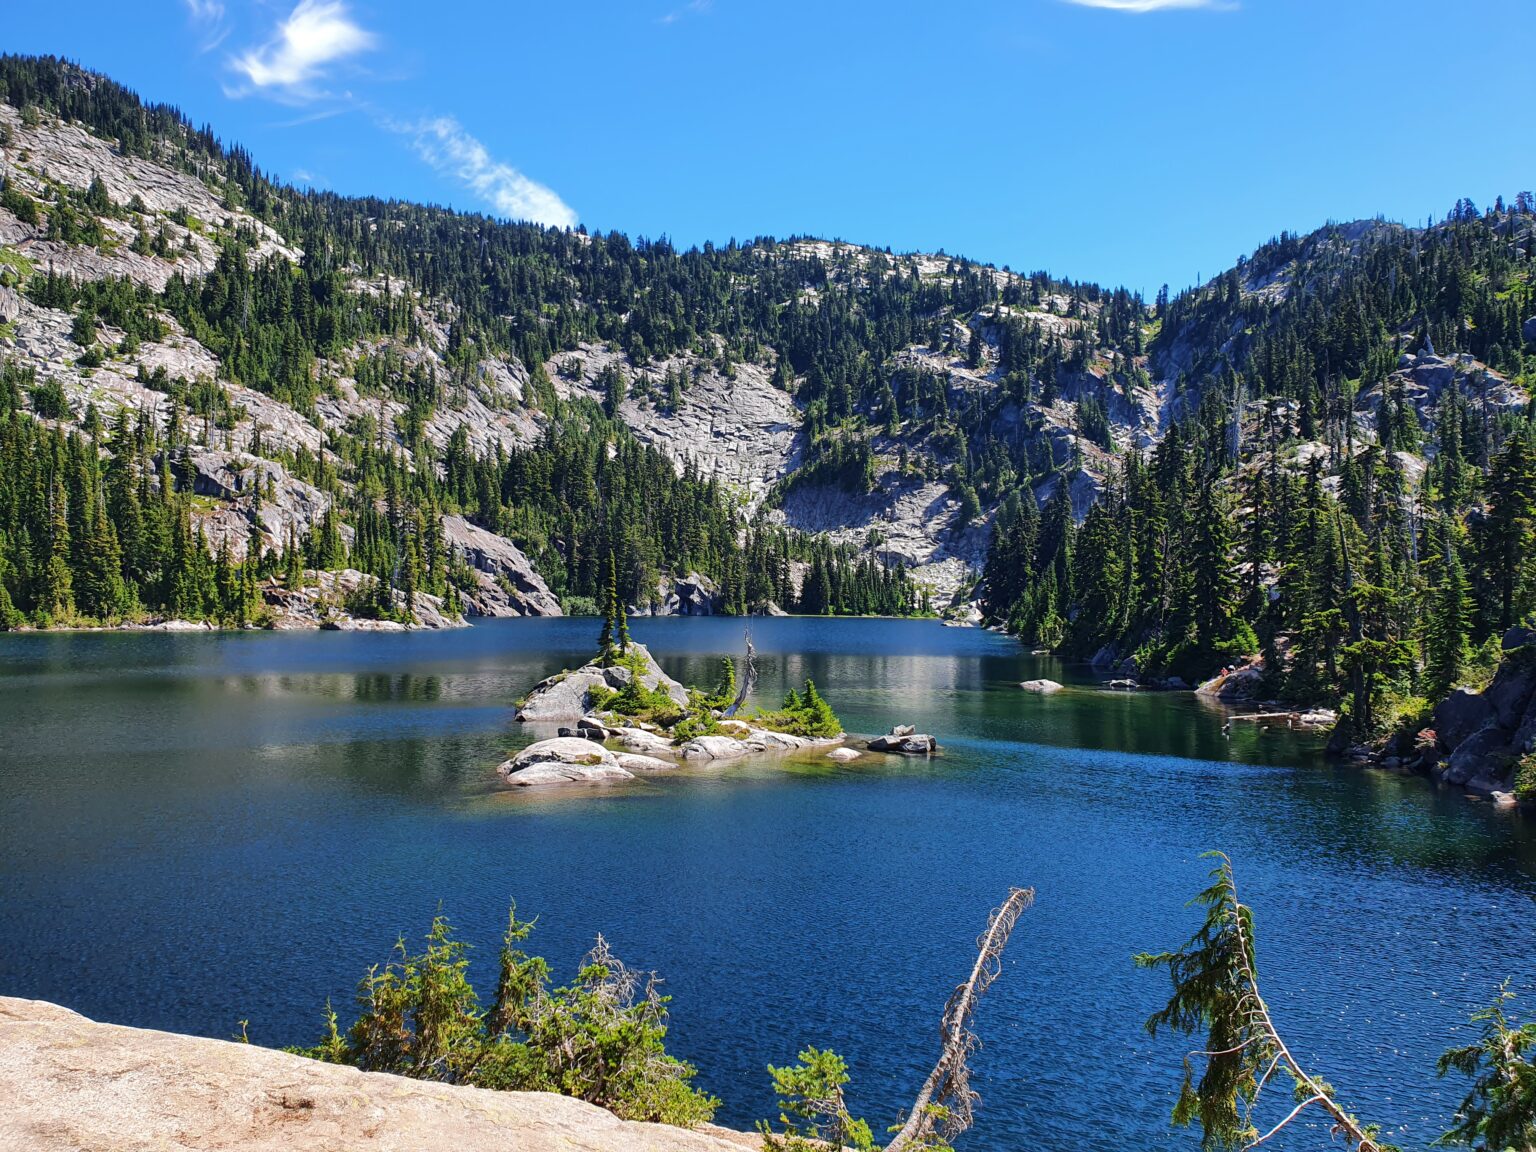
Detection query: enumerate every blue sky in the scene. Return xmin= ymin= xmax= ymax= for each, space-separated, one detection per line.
xmin=5 ymin=0 xmax=1533 ymax=295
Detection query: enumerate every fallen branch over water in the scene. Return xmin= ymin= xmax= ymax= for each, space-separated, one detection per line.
xmin=885 ymin=887 xmax=1036 ymax=1152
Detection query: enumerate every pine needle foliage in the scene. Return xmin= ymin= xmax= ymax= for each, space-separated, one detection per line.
xmin=293 ymin=904 xmax=717 ymax=1128
xmin=1136 ymin=853 xmax=1393 ymax=1152
xmin=1436 ymin=982 xmax=1536 ymax=1150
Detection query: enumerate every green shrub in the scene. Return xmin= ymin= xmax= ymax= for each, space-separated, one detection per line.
xmin=760 ymin=1046 xmax=874 ymax=1152
xmin=30 ymin=377 xmax=69 ymax=419
xmin=672 ymin=708 xmax=719 ymax=743
xmin=1514 ymin=753 xmax=1536 ymax=801
xmin=753 ymin=680 xmax=842 ymax=739
xmin=294 ymin=906 xmax=717 ymax=1128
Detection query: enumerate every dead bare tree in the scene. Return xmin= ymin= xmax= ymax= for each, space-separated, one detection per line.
xmin=884 ymin=886 xmax=1036 ymax=1152
xmin=723 ymin=628 xmax=756 ymax=718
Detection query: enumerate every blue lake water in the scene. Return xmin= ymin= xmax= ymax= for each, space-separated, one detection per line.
xmin=1 ymin=616 xmax=1533 ymax=1150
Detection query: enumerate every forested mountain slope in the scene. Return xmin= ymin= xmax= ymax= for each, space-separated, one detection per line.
xmin=1 ymin=53 xmax=1533 ymax=739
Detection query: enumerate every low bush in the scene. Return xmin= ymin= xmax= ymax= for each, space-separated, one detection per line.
xmin=294 ymin=906 xmax=717 ymax=1128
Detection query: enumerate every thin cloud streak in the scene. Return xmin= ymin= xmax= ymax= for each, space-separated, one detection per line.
xmin=1061 ymin=0 xmax=1232 ymax=10
xmin=660 ymin=0 xmax=712 ymax=24
xmin=183 ymin=0 xmax=230 ymax=53
xmin=400 ymin=115 xmax=578 ymax=230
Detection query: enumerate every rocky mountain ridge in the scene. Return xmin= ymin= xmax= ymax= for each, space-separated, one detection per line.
xmin=2 ymin=70 xmax=1530 ymax=620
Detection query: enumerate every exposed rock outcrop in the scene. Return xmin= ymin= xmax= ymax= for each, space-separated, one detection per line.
xmin=1197 ymin=659 xmax=1266 ymax=702
xmin=187 ymin=449 xmax=345 ymax=561
xmin=552 ymin=344 xmax=801 ymax=513
xmin=516 ymin=644 xmax=689 ymax=722
xmin=498 ymin=737 xmax=675 ymax=786
xmin=1372 ymin=642 xmax=1536 ymax=802
xmin=441 ymin=514 xmax=562 ymax=618
xmin=0 ymin=995 xmax=750 ymax=1152
xmin=868 ymin=726 xmax=938 ymax=755
xmin=675 ymin=729 xmax=840 ymax=760
xmin=633 ymin=572 xmax=722 ymax=617
xmin=262 ymin=569 xmax=464 ymax=631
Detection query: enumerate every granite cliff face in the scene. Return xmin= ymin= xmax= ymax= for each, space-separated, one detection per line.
xmin=0 ymin=996 xmax=754 ymax=1152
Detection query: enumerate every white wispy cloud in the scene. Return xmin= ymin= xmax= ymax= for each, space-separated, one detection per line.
xmin=402 ymin=116 xmax=578 ymax=229
xmin=660 ymin=0 xmax=712 ymax=24
xmin=228 ymin=1 xmax=376 ymax=100
xmin=1061 ymin=0 xmax=1232 ymax=10
xmin=183 ymin=0 xmax=230 ymax=52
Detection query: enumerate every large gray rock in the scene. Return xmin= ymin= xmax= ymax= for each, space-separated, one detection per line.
xmin=1502 ymin=626 xmax=1536 ymax=651
xmin=1482 ymin=656 xmax=1536 ymax=730
xmin=1020 ymin=679 xmax=1064 ymax=694
xmin=1434 ymin=688 xmax=1496 ymax=751
xmin=0 ymin=995 xmax=751 ymax=1152
xmin=516 ymin=644 xmax=688 ymax=723
xmin=510 ymin=737 xmax=614 ymax=768
xmin=1440 ymin=724 xmax=1514 ymax=787
xmin=497 ymin=737 xmax=674 ymax=786
xmin=502 ymin=761 xmax=635 ymax=787
xmin=676 ymin=728 xmax=841 ymax=761
xmin=612 ymin=727 xmax=675 ymax=755
xmin=678 ymin=735 xmax=751 ymax=761
xmin=442 ymin=515 xmax=561 ymax=618
xmin=666 ymin=573 xmax=721 ymax=616
xmin=1523 ymin=316 xmax=1536 ymax=346
xmin=869 ymin=730 xmax=938 ymax=755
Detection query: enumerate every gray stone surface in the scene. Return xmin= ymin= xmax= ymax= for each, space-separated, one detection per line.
xmin=1020 ymin=679 xmax=1064 ymax=694
xmin=1434 ymin=688 xmax=1495 ymax=750
xmin=0 ymin=995 xmax=755 ymax=1152
xmin=517 ymin=645 xmax=689 ymax=723
xmin=442 ymin=514 xmax=561 ymax=618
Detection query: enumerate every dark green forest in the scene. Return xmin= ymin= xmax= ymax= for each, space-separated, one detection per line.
xmin=3 ymin=54 xmax=1536 ymax=744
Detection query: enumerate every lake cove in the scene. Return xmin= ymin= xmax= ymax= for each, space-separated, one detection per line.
xmin=2 ymin=616 xmax=1534 ymax=1150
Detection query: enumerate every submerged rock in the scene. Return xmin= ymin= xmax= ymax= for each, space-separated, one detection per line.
xmin=1019 ymin=679 xmax=1064 ymax=694
xmin=826 ymin=747 xmax=862 ymax=763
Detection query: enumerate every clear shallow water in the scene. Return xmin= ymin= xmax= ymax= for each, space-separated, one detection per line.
xmin=1 ymin=617 xmax=1534 ymax=1150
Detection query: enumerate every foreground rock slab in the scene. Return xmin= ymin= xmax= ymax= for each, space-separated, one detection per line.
xmin=0 ymin=996 xmax=752 ymax=1152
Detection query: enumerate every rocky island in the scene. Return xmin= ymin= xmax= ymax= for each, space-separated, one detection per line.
xmin=502 ymin=598 xmax=849 ymax=785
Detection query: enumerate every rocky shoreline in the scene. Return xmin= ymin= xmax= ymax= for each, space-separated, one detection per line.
xmin=1345 ymin=630 xmax=1536 ymax=811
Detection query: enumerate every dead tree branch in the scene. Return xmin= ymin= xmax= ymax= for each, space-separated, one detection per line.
xmin=884 ymin=887 xmax=1035 ymax=1152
